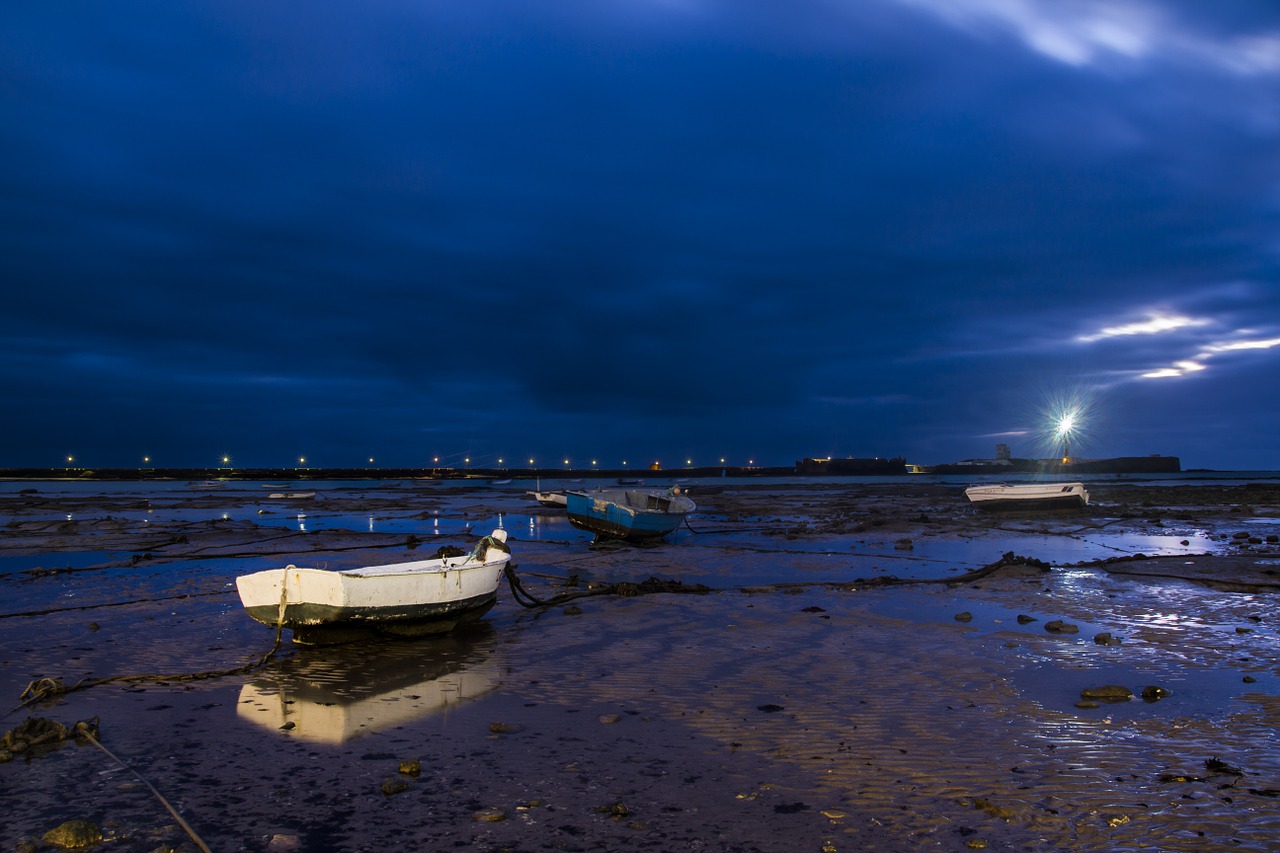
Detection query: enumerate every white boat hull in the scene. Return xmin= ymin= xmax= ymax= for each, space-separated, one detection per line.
xmin=965 ymin=482 xmax=1089 ymax=510
xmin=235 ymin=530 xmax=511 ymax=642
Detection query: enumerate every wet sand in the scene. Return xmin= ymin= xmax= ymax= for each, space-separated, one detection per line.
xmin=2 ymin=479 xmax=1279 ymax=851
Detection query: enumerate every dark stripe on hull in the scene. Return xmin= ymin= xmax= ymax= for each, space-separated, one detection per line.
xmin=243 ymin=591 xmax=497 ymax=631
xmin=972 ymin=497 xmax=1087 ymax=511
xmin=566 ymin=513 xmax=678 ymax=542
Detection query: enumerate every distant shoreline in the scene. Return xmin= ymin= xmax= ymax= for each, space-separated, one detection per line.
xmin=4 ymin=463 xmax=1270 ymax=484
xmin=0 ymin=465 xmax=795 ymax=481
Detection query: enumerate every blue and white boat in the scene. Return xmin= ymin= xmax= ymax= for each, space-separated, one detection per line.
xmin=565 ymin=487 xmax=695 ymax=542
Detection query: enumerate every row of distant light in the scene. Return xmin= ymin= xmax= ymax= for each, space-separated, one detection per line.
xmin=63 ymin=455 xmax=754 ymax=467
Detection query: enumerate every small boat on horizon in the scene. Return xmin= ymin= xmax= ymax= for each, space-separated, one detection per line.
xmin=235 ymin=529 xmax=512 ymax=644
xmin=565 ymin=486 xmax=695 ymax=542
xmin=964 ymin=482 xmax=1089 ymax=510
xmin=528 ymin=489 xmax=567 ymax=508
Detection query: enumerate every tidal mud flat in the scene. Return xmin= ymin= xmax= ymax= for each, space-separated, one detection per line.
xmin=2 ymin=478 xmax=1279 ymax=852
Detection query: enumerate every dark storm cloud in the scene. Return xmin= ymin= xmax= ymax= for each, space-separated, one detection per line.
xmin=1 ymin=1 xmax=1277 ymax=468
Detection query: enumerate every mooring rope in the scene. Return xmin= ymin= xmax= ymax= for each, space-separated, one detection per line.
xmin=0 ymin=590 xmax=232 ymax=621
xmin=8 ymin=587 xmax=290 ymax=718
xmin=503 ymin=551 xmax=1052 ymax=608
xmin=78 ymin=724 xmax=214 ymax=853
xmin=504 ymin=564 xmax=711 ymax=608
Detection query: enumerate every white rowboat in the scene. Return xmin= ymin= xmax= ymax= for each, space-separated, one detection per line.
xmin=235 ymin=529 xmax=511 ymax=643
xmin=964 ymin=482 xmax=1089 ymax=510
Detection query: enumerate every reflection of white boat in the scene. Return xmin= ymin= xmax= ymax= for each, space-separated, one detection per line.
xmin=236 ymin=640 xmax=500 ymax=742
xmin=267 ymin=491 xmax=315 ymax=499
xmin=234 ymin=529 xmax=511 ymax=644
xmin=565 ymin=487 xmax=695 ymax=542
xmin=964 ymin=482 xmax=1089 ymax=510
xmin=527 ymin=490 xmax=567 ymax=508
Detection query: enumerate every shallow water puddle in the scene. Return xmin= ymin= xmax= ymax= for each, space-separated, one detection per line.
xmin=1011 ymin=660 xmax=1259 ymax=720
xmin=0 ymin=550 xmax=126 ymax=578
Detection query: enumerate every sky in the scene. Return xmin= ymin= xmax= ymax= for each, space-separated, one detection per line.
xmin=2 ymin=0 xmax=1278 ymax=471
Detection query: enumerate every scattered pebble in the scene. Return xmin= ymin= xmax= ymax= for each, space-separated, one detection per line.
xmin=266 ymin=834 xmax=302 ymax=852
xmin=41 ymin=820 xmax=102 ymax=850
xmin=380 ymin=778 xmax=410 ymax=795
xmin=597 ymin=801 xmax=629 ymax=819
xmin=489 ymin=721 xmax=524 ymax=734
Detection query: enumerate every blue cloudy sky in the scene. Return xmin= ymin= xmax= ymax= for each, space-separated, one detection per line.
xmin=2 ymin=1 xmax=1277 ymax=470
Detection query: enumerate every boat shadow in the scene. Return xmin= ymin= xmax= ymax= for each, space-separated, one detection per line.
xmin=235 ymin=624 xmax=501 ymax=743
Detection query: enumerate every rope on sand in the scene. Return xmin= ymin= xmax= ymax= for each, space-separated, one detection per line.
xmin=504 ymin=551 xmax=1051 ymax=606
xmin=1 ymin=716 xmax=213 ymax=853
xmin=78 ymin=724 xmax=214 ymax=853
xmin=504 ymin=564 xmax=711 ymax=608
xmin=0 ymin=590 xmax=232 ymax=621
xmin=8 ymin=585 xmax=291 ymax=717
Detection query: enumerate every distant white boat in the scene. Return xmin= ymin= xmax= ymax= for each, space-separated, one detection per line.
xmin=964 ymin=482 xmax=1089 ymax=510
xmin=527 ymin=490 xmax=567 ymax=508
xmin=235 ymin=529 xmax=512 ymax=644
xmin=267 ymin=492 xmax=316 ymax=499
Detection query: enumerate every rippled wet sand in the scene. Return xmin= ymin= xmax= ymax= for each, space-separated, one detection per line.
xmin=2 ymin=480 xmax=1279 ymax=851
